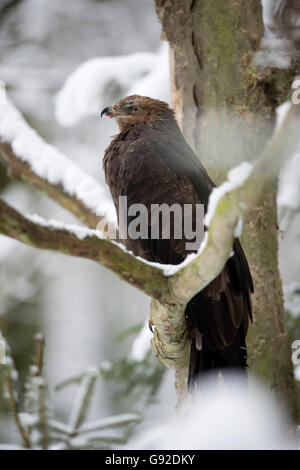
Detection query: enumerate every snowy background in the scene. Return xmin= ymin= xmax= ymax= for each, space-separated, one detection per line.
xmin=0 ymin=0 xmax=299 ymax=449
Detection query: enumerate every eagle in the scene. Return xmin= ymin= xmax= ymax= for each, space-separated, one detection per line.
xmin=101 ymin=95 xmax=253 ymax=389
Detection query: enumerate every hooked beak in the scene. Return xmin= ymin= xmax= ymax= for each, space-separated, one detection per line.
xmin=101 ymin=105 xmax=113 ymax=118
xmin=101 ymin=104 xmax=129 ymax=119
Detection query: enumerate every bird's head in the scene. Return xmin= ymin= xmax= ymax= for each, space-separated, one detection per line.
xmin=101 ymin=94 xmax=174 ymax=131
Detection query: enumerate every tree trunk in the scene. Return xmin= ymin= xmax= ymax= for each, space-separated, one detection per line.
xmin=155 ymin=0 xmax=299 ymax=419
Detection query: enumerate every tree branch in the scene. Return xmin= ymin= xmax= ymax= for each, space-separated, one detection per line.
xmin=4 ymin=373 xmax=30 ymax=448
xmin=0 ymin=198 xmax=171 ymax=303
xmin=0 ymin=142 xmax=100 ymax=228
xmin=0 ymin=97 xmax=115 ymax=229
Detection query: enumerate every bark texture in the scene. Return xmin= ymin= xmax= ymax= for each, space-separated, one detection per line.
xmin=155 ymin=0 xmax=299 ymax=418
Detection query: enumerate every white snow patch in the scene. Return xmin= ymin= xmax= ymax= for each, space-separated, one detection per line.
xmin=127 ymin=44 xmax=170 ymax=102
xmin=254 ymin=32 xmax=295 ymax=69
xmin=32 ymin=376 xmax=45 ymax=387
xmin=234 ymin=216 xmax=243 ymax=237
xmin=34 ymin=332 xmax=44 ymax=341
xmin=276 ymin=101 xmax=300 ymax=224
xmin=283 ymin=282 xmax=300 ymax=318
xmin=100 ymin=360 xmax=112 ymax=371
xmin=127 ymin=374 xmax=295 ymax=450
xmin=161 ymin=232 xmax=209 ymax=277
xmin=0 ymin=92 xmax=116 ymax=225
xmin=275 ymin=101 xmax=291 ymax=133
xmin=80 ymin=413 xmax=139 ymax=433
xmin=0 ymin=444 xmax=26 ymax=450
xmin=69 ymin=435 xmax=89 ymax=448
xmin=0 ymin=80 xmax=6 ymax=119
xmin=85 ymin=366 xmax=99 ymax=378
xmin=130 ymin=321 xmax=153 ymax=361
xmin=19 ymin=412 xmax=38 ymax=428
xmin=0 ymin=234 xmax=19 ymax=263
xmin=55 ymin=44 xmax=169 ymax=127
xmin=110 ymin=230 xmax=209 ymax=278
xmin=254 ymin=0 xmax=297 ymax=69
xmin=27 ymin=213 xmax=104 ymax=241
xmin=29 ymin=365 xmax=39 ymax=376
xmin=278 ymin=152 xmax=300 ymax=211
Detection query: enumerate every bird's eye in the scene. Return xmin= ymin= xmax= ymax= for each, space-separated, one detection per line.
xmin=128 ymin=105 xmax=138 ymax=112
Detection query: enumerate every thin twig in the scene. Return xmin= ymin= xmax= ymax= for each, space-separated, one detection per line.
xmin=32 ymin=334 xmax=48 ymax=450
xmin=4 ymin=373 xmax=30 ymax=448
xmin=33 ymin=333 xmax=45 ymax=376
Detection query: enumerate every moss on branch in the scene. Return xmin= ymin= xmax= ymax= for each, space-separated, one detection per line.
xmin=0 ymin=198 xmax=171 ymax=303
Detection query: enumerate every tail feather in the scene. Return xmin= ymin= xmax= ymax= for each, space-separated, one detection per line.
xmin=188 ymin=330 xmax=248 ymax=391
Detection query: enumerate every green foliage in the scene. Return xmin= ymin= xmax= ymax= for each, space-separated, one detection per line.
xmin=22 ymin=366 xmax=51 ymax=449
xmin=57 ymin=322 xmax=165 ymax=414
xmin=100 ymin=321 xmax=165 ymax=413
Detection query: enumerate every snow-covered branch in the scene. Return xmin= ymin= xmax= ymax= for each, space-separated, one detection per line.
xmin=0 ymin=94 xmax=116 ymax=228
xmin=0 ymin=198 xmax=171 ymax=303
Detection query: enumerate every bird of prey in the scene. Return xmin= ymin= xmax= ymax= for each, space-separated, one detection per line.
xmin=101 ymin=95 xmax=253 ymax=389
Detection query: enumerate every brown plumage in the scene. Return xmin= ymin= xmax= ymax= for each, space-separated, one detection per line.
xmin=101 ymin=95 xmax=253 ymax=388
